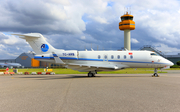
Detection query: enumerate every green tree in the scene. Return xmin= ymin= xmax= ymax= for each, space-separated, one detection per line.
xmin=176 ymin=61 xmax=180 ymax=66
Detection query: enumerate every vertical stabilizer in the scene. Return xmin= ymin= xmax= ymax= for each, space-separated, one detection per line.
xmin=13 ymin=33 xmax=58 ymax=55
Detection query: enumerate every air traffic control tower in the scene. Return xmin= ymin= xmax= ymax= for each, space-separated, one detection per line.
xmin=119 ymin=12 xmax=135 ymax=50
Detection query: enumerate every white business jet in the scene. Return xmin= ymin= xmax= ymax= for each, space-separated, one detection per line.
xmin=0 ymin=63 xmax=21 ymax=68
xmin=13 ymin=33 xmax=173 ymax=77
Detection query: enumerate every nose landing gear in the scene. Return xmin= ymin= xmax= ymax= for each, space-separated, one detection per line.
xmin=152 ymin=68 xmax=159 ymax=77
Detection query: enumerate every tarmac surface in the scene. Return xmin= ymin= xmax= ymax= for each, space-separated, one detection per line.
xmin=0 ymin=71 xmax=180 ymax=112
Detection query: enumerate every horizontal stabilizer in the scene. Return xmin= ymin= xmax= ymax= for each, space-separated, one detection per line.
xmin=12 ymin=33 xmax=41 ymax=39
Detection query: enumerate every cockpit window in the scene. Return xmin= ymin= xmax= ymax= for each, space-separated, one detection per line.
xmin=150 ymin=53 xmax=157 ymax=56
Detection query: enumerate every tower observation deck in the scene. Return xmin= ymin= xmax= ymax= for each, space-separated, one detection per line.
xmin=119 ymin=12 xmax=135 ymax=50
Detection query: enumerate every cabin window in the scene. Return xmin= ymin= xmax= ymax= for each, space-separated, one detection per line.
xmin=98 ymin=55 xmax=101 ymax=59
xmin=124 ymin=55 xmax=126 ymax=59
xmin=104 ymin=55 xmax=107 ymax=59
xmin=111 ymin=55 xmax=114 ymax=59
xmin=117 ymin=55 xmax=120 ymax=59
xmin=130 ymin=55 xmax=133 ymax=59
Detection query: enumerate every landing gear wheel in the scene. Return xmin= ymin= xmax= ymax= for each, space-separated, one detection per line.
xmin=152 ymin=73 xmax=159 ymax=77
xmin=88 ymin=71 xmax=96 ymax=77
xmin=88 ymin=73 xmax=93 ymax=77
xmin=152 ymin=68 xmax=159 ymax=77
xmin=155 ymin=73 xmax=158 ymax=77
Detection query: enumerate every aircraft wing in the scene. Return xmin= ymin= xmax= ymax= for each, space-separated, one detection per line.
xmin=66 ymin=63 xmax=128 ymax=72
xmin=51 ymin=52 xmax=128 ymax=72
xmin=52 ymin=52 xmax=64 ymax=64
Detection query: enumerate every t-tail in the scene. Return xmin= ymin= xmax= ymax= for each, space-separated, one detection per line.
xmin=13 ymin=33 xmax=63 ymax=55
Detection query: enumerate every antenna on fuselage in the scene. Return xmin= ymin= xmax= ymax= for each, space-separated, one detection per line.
xmin=124 ymin=48 xmax=128 ymax=51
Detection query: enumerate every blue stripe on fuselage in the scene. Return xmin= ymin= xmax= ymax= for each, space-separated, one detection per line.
xmin=78 ymin=58 xmax=103 ymax=61
xmin=34 ymin=56 xmax=77 ymax=60
xmin=34 ymin=56 xmax=54 ymax=59
xmin=34 ymin=56 xmax=168 ymax=65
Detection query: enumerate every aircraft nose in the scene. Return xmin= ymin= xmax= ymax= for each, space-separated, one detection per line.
xmin=163 ymin=58 xmax=174 ymax=66
xmin=169 ymin=62 xmax=174 ymax=66
xmin=166 ymin=60 xmax=174 ymax=66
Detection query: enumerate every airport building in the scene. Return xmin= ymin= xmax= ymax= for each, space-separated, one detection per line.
xmin=140 ymin=45 xmax=180 ymax=64
xmin=0 ymin=52 xmax=62 ymax=68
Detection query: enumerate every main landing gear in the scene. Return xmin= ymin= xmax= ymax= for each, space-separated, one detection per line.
xmin=152 ymin=68 xmax=159 ymax=77
xmin=87 ymin=71 xmax=96 ymax=77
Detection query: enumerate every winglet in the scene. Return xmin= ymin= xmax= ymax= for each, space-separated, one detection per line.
xmin=52 ymin=52 xmax=64 ymax=64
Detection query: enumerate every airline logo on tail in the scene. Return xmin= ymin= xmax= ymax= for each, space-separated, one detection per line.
xmin=41 ymin=44 xmax=49 ymax=52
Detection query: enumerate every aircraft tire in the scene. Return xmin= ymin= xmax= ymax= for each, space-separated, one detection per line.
xmin=88 ymin=73 xmax=93 ymax=77
xmin=153 ymin=73 xmax=159 ymax=77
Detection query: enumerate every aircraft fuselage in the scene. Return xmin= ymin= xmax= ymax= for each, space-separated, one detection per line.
xmin=34 ymin=50 xmax=173 ymax=72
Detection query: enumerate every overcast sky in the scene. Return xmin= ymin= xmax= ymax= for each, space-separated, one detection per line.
xmin=0 ymin=0 xmax=180 ymax=59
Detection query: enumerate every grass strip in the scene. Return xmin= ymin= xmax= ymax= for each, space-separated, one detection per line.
xmin=2 ymin=68 xmax=167 ymax=74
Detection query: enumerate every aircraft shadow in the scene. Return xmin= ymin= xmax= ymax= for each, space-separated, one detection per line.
xmin=17 ymin=74 xmax=152 ymax=80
